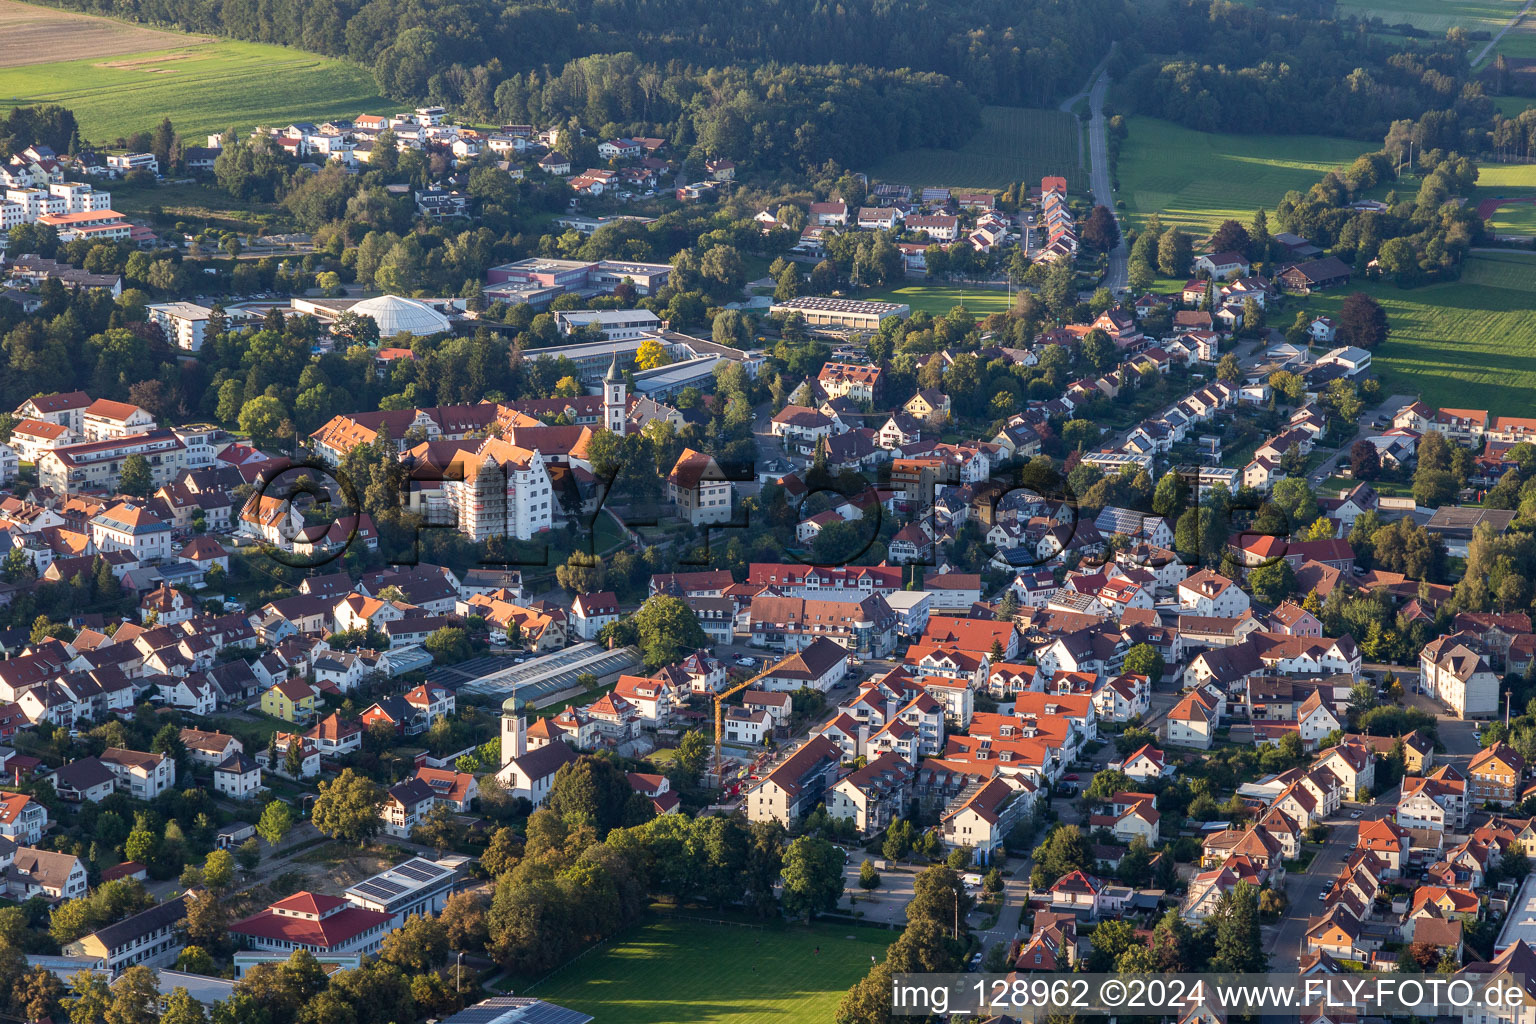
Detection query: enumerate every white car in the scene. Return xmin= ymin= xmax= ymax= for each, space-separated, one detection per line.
xmin=1349 ymin=810 xmax=1362 ymax=819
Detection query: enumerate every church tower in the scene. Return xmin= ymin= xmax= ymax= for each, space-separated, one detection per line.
xmin=603 ymin=351 xmax=627 ymax=435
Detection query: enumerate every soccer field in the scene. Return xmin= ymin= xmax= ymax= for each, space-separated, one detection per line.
xmin=863 ymin=283 xmax=1017 ymax=317
xmin=0 ymin=37 xmax=391 ymax=140
xmin=1117 ymin=117 xmax=1372 ymax=237
xmin=527 ymin=919 xmax=894 ymax=1024
xmin=870 ymin=106 xmax=1086 ymax=191
xmin=1309 ymin=253 xmax=1536 ymax=414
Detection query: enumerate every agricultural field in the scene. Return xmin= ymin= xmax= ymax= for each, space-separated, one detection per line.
xmin=869 ymin=106 xmax=1086 ymax=192
xmin=1334 ymin=0 xmax=1522 ymax=35
xmin=0 ymin=0 xmax=207 ymax=66
xmin=527 ymin=918 xmax=894 ymax=1024
xmin=1308 ymin=252 xmax=1536 ymax=414
xmin=0 ymin=31 xmax=391 ymax=141
xmin=863 ymin=282 xmax=1017 ymax=317
xmin=1491 ymin=94 xmax=1536 ymax=115
xmin=1117 ymin=117 xmax=1372 ymax=237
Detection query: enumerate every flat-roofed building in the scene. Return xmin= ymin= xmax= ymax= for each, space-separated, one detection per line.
xmin=769 ymin=296 xmax=910 ymax=331
xmin=344 ymin=855 xmax=467 ymax=927
xmin=553 ymin=308 xmax=661 ymax=340
xmin=147 ymin=302 xmax=214 ymax=351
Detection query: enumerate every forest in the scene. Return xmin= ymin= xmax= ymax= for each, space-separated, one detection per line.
xmin=1118 ymin=0 xmax=1491 ymax=139
xmin=26 ymin=0 xmax=1130 ymax=109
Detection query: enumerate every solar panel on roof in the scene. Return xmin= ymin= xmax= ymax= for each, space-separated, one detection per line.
xmin=354 ymin=879 xmax=404 ymax=899
xmin=394 ymin=861 xmax=444 ymax=882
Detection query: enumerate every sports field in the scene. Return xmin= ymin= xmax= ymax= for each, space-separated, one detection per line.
xmin=1117 ymin=117 xmax=1372 ymax=236
xmin=1309 ymin=252 xmax=1536 ymax=414
xmin=1487 ymin=198 xmax=1536 ymax=235
xmin=1478 ymin=162 xmax=1536 ymax=193
xmin=0 ymin=34 xmax=390 ymax=140
xmin=869 ymin=105 xmax=1086 ymax=191
xmin=527 ymin=919 xmax=894 ymax=1024
xmin=864 ymin=282 xmax=1017 ymax=317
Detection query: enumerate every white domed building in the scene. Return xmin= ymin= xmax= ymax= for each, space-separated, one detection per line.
xmin=350 ymin=294 xmax=452 ymax=338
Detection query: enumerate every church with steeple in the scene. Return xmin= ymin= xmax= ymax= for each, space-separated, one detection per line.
xmin=604 ymin=351 xmax=627 ymax=435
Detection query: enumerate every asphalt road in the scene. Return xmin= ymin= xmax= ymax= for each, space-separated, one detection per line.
xmin=1085 ymin=57 xmax=1127 ymax=293
xmin=1269 ymin=689 xmax=1487 ymax=964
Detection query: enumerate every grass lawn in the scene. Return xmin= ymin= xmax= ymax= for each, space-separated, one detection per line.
xmin=861 ymin=282 xmax=1016 ymax=317
xmin=869 ymin=105 xmax=1086 ymax=192
xmin=526 ymin=918 xmax=893 ymax=1024
xmin=206 ymin=714 xmax=286 ymax=750
xmin=1308 ymin=252 xmax=1536 ymax=414
xmin=1117 ymin=117 xmax=1372 ymax=237
xmin=0 ymin=39 xmax=391 ymax=141
xmin=109 ymin=181 xmax=286 ymax=233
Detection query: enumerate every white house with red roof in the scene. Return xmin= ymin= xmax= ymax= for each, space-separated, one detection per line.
xmin=570 ymin=591 xmax=619 ymax=640
xmin=1178 ymin=569 xmax=1249 ymax=617
xmin=90 ymin=501 xmax=172 ymax=564
xmin=1113 ymin=742 xmax=1172 ymax=782
xmin=82 ymin=399 xmax=156 ymax=441
xmin=626 ymin=771 xmax=680 ymax=815
xmin=231 ymin=891 xmax=393 ymax=955
xmin=939 ymin=774 xmax=1034 ymax=864
xmin=412 ymin=766 xmax=478 ymax=811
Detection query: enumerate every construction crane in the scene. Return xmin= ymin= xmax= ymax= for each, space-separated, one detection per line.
xmin=713 ymin=654 xmax=793 ymax=784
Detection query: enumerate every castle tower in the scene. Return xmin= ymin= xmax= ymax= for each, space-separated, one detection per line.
xmin=603 ymin=351 xmax=627 ymax=436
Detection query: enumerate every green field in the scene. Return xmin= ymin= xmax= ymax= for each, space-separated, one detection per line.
xmin=526 ymin=919 xmax=894 ymax=1024
xmin=1488 ymin=199 xmax=1536 ymax=234
xmin=863 ymin=282 xmax=1017 ymax=317
xmin=1492 ymin=94 xmax=1536 ymax=116
xmin=1117 ymin=117 xmax=1372 ymax=237
xmin=869 ymin=105 xmax=1086 ymax=191
xmin=1335 ymin=0 xmax=1522 ymax=33
xmin=0 ymin=40 xmax=392 ymax=141
xmin=1479 ymin=162 xmax=1536 ymax=193
xmin=1309 ymin=252 xmax=1536 ymax=413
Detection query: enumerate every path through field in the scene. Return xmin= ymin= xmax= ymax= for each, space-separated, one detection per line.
xmin=1473 ymin=0 xmax=1536 ymax=66
xmin=1083 ymin=46 xmax=1128 ymax=291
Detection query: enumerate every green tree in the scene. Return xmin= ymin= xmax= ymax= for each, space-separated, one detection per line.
xmin=1211 ymin=882 xmax=1266 ymax=972
xmin=631 ymin=595 xmax=708 ymax=669
xmin=379 ymin=913 xmax=449 ymax=973
xmin=256 ymin=800 xmax=293 ymax=846
xmin=1089 ymin=918 xmax=1139 ymax=971
xmin=63 ymin=970 xmax=113 ymax=1024
xmin=311 ymin=769 xmax=386 ymax=846
xmin=118 ymin=455 xmax=152 ymax=497
xmin=238 ymin=395 xmax=286 ymax=449
xmin=1249 ymin=558 xmax=1296 ymax=605
xmin=160 ymin=987 xmax=208 ymax=1024
xmin=200 ymin=849 xmax=235 ymax=892
xmin=1030 ymin=824 xmax=1089 ymax=888
xmin=106 ymin=964 xmax=161 ymax=1024
xmin=1123 ymin=643 xmax=1164 ymax=682
xmin=781 ymin=836 xmax=845 ymax=920
xmin=859 ymin=858 xmax=881 ymax=890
